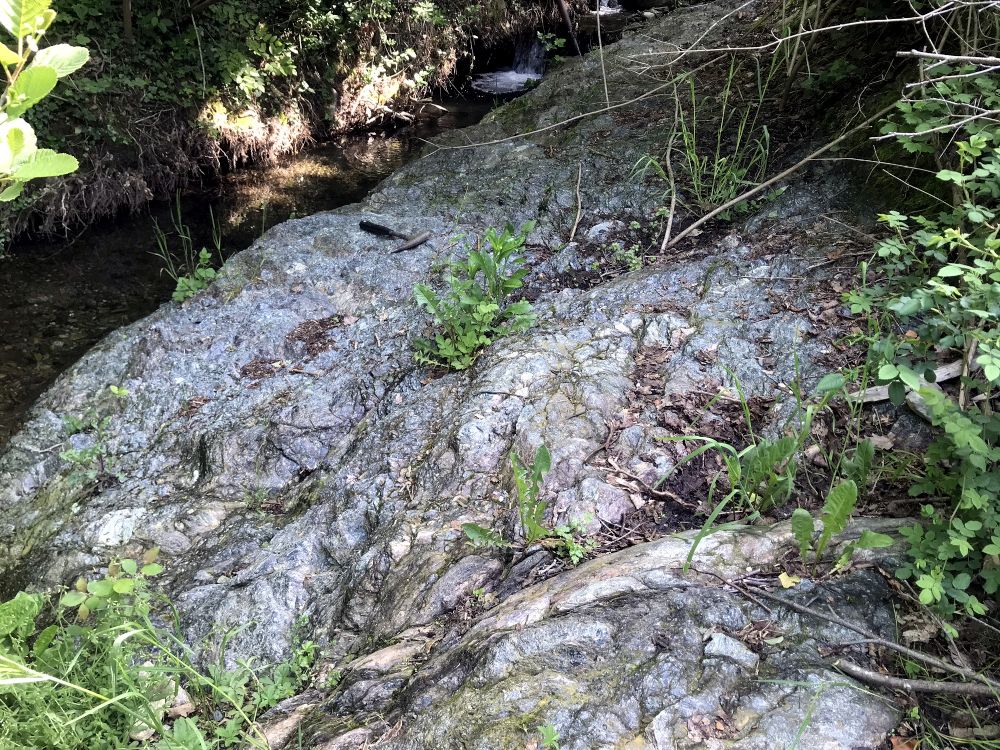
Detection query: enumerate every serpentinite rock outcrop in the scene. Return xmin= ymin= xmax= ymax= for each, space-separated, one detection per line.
xmin=0 ymin=1 xmax=901 ymax=747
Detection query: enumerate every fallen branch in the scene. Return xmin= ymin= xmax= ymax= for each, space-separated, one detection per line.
xmin=834 ymin=659 xmax=1000 ymax=697
xmin=569 ymin=163 xmax=583 ymax=242
xmin=736 ymin=583 xmax=1000 ymax=690
xmin=665 ymin=102 xmax=898 ymax=249
xmin=898 ymin=49 xmax=1000 ymax=67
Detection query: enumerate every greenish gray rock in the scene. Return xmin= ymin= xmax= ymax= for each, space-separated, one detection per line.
xmin=0 ymin=2 xmax=900 ymax=747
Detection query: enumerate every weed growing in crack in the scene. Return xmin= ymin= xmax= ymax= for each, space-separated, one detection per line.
xmin=792 ymin=479 xmax=894 ymax=573
xmin=463 ymin=444 xmax=596 ymax=565
xmin=672 ymin=369 xmax=880 ymax=570
xmin=59 ymin=385 xmax=130 ymax=486
xmin=412 ymin=221 xmax=537 ymax=370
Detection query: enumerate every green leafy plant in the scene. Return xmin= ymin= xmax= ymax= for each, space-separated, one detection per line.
xmin=152 ymin=195 xmax=224 ymax=303
xmin=413 ymin=221 xmax=537 ymax=370
xmin=58 ymin=384 xmax=129 ymax=485
xmin=462 ymin=444 xmax=595 ymax=565
xmin=674 ymin=371 xmax=857 ymax=567
xmin=609 ymin=241 xmax=643 ymax=271
xmin=791 ymin=480 xmax=894 ymax=572
xmin=512 ymin=442 xmax=551 ymax=545
xmin=857 ymin=71 xmax=1000 ymax=617
xmin=0 ymin=549 xmax=316 ymax=750
xmin=0 ymin=0 xmax=88 ymax=202
xmin=536 ymin=723 xmax=561 ymax=749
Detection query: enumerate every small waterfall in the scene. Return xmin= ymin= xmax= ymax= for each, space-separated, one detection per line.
xmin=513 ymin=38 xmax=546 ymax=74
xmin=472 ymin=36 xmax=547 ymax=95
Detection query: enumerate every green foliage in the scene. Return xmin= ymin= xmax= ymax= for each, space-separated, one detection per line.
xmin=536 ymin=723 xmax=561 ymax=749
xmin=58 ymin=384 xmax=129 ymax=485
xmin=0 ymin=550 xmax=316 ymax=750
xmin=462 ymin=444 xmax=595 ymax=565
xmin=413 ymin=221 xmax=537 ymax=370
xmin=673 ymin=60 xmax=772 ymax=218
xmin=675 ymin=370 xmax=860 ymax=567
xmin=792 ymin=481 xmax=894 ymax=573
xmin=609 ymin=241 xmax=643 ymax=271
xmin=862 ymin=71 xmax=1000 ymax=617
xmin=512 ymin=443 xmax=551 ymax=544
xmin=152 ymin=196 xmax=223 ymax=303
xmin=0 ymin=0 xmax=86 ymax=202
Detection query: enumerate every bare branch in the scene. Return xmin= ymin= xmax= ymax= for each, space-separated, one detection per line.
xmin=834 ymin=659 xmax=1000 ymax=697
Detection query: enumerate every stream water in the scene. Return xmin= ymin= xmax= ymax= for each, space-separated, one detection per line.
xmin=0 ymin=99 xmax=493 ymax=446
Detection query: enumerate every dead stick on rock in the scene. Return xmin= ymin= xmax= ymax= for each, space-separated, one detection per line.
xmin=834 ymin=659 xmax=1000 ymax=697
xmin=738 ymin=583 xmax=1000 ymax=690
xmin=660 ymin=93 xmax=681 ymax=252
xmin=665 ymin=102 xmax=898 ymax=250
xmin=569 ymin=163 xmax=583 ymax=242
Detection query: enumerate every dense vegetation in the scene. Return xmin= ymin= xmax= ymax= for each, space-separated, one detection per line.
xmin=4 ymin=0 xmax=558 ymax=242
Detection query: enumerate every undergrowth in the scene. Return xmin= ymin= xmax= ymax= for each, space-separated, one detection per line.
xmin=463 ymin=443 xmax=597 ymax=565
xmin=0 ymin=550 xmax=316 ymax=749
xmin=413 ymin=221 xmax=537 ymax=370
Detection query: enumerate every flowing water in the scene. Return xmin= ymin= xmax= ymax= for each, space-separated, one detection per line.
xmin=0 ymin=100 xmax=492 ymax=446
xmin=472 ymin=37 xmax=547 ymax=95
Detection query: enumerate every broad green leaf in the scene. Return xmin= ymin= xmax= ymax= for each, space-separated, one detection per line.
xmin=816 ymin=480 xmax=858 ymax=560
xmin=888 ymin=380 xmax=906 ymax=406
xmin=141 ymin=562 xmax=164 ymax=576
xmin=877 ymin=364 xmax=898 ymax=381
xmin=31 ymin=623 xmax=57 ymax=656
xmin=12 ymin=148 xmax=77 ymax=179
xmin=534 ymin=444 xmax=551 ymax=474
xmin=0 ymin=180 xmax=23 ymax=201
xmin=86 ymin=579 xmax=114 ymax=597
xmin=856 ymin=530 xmax=894 ymax=549
xmin=30 ymin=43 xmax=88 ymax=77
xmin=0 ymin=591 xmax=41 ymax=638
xmin=112 ymin=578 xmax=135 ymax=594
xmin=0 ymin=42 xmax=21 ymax=66
xmin=120 ymin=558 xmax=138 ymax=575
xmin=0 ymin=0 xmax=50 ymax=37
xmin=791 ymin=507 xmax=815 ymax=560
xmin=57 ymin=590 xmax=86 ymax=607
xmin=5 ymin=64 xmax=56 ymax=116
xmin=815 ymin=372 xmax=845 ymax=395
xmin=0 ymin=117 xmax=35 ymax=172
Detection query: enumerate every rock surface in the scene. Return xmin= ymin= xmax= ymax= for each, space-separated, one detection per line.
xmin=0 ymin=1 xmax=899 ymax=747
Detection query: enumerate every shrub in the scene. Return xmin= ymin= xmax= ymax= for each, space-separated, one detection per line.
xmin=865 ymin=72 xmax=1000 ymax=617
xmin=0 ymin=0 xmax=87 ymax=202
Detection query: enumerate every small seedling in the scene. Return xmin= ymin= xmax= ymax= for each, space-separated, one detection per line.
xmin=791 ymin=480 xmax=894 ymax=573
